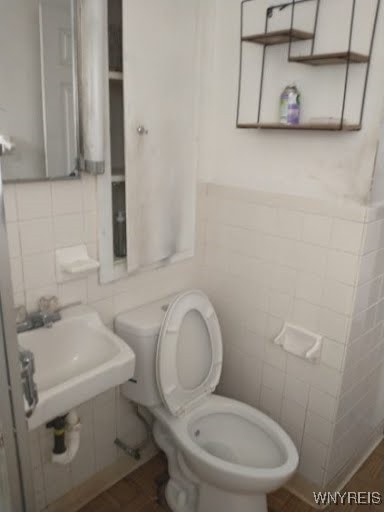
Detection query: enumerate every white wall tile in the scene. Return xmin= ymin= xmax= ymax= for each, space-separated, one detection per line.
xmin=41 ymin=454 xmax=71 ymax=504
xmin=22 ymin=253 xmax=55 ymax=290
xmin=16 ymin=182 xmax=52 ymax=220
xmin=261 ymin=363 xmax=285 ymax=394
xmin=266 ymin=315 xmax=284 ymax=340
xmin=330 ymin=220 xmax=364 ymax=254
xmin=241 ymin=330 xmax=266 ymax=364
xmin=321 ymin=280 xmax=354 ymax=315
xmin=83 ymin=212 xmax=97 ymax=243
xmin=4 ymin=184 xmax=18 ymax=221
xmin=349 ymin=305 xmax=376 ymax=342
xmin=270 ymin=266 xmax=297 ymax=295
xmin=245 ymin=309 xmax=268 ymax=340
xmin=268 ymin=291 xmax=293 ymax=318
xmin=282 ymin=422 xmax=304 ymax=452
xmin=93 ymin=397 xmax=117 ymax=472
xmin=302 ymin=214 xmax=332 ymax=247
xmin=321 ymin=338 xmax=345 ymax=371
xmin=205 ymin=247 xmax=228 ymax=272
xmin=301 ymin=431 xmax=329 ymax=469
xmin=264 ymin=341 xmax=287 ymax=371
xmin=10 ymin=258 xmax=23 ymax=294
xmin=304 ymin=410 xmax=334 ymax=446
xmin=296 ymin=242 xmax=328 ymax=276
xmin=298 ymin=457 xmax=325 ymax=487
xmin=271 ymin=237 xmax=298 ymax=269
xmin=284 ymin=374 xmax=310 ymax=408
xmin=358 ymin=250 xmax=384 ymax=284
xmin=292 ymin=298 xmax=320 ymax=331
xmin=277 ymin=209 xmax=303 ymax=240
xmin=299 ymin=435 xmax=328 ymax=486
xmin=19 ymin=218 xmax=54 ymax=255
xmin=58 ymin=279 xmax=87 ymax=307
xmin=220 ymin=346 xmax=247 ymax=401
xmin=53 ymin=214 xmax=84 ymax=248
xmin=241 ymin=355 xmax=263 ymax=408
xmin=362 ymin=220 xmax=383 ymax=254
xmin=260 ymin=385 xmax=282 ymax=422
xmin=296 ymin=272 xmax=323 ymax=305
xmin=286 ymin=354 xmax=314 ymax=383
xmin=248 ymin=204 xmax=278 ymax=234
xmin=70 ymin=408 xmax=96 ymax=487
xmin=6 ymin=222 xmax=20 ymax=258
xmin=308 ymin=387 xmax=337 ymax=422
xmin=81 ymin=176 xmax=97 ymax=212
xmin=281 ymin=398 xmax=306 ymax=433
xmin=51 ymin=180 xmax=82 ymax=215
xmin=310 ymin=365 xmax=342 ymax=397
xmin=89 ymin=297 xmax=115 ymax=326
xmin=326 ymin=250 xmax=359 ymax=285
xmin=319 ymin=308 xmax=349 ymax=343
xmin=353 ymin=278 xmax=381 ymax=315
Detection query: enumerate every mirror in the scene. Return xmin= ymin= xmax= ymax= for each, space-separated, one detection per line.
xmin=0 ymin=0 xmax=79 ymax=182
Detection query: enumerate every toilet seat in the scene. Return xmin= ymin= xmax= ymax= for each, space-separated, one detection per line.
xmin=156 ymin=290 xmax=223 ymax=417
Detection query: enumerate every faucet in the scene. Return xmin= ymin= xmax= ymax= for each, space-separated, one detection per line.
xmin=16 ymin=297 xmax=62 ymax=333
xmin=19 ymin=348 xmax=38 ymax=418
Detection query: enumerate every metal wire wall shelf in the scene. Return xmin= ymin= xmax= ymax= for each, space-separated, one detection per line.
xmin=236 ymin=0 xmax=381 ymax=132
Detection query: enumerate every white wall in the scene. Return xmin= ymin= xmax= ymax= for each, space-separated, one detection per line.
xmin=198 ymin=0 xmax=384 ymax=204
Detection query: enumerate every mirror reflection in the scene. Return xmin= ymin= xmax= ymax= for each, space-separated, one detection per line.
xmin=0 ymin=0 xmax=79 ymax=182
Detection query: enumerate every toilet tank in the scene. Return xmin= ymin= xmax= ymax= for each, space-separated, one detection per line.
xmin=115 ymin=294 xmax=177 ymax=407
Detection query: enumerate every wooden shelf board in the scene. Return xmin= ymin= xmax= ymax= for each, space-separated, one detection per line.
xmin=237 ymin=122 xmax=361 ymax=131
xmin=109 ymin=71 xmax=123 ymax=80
xmin=289 ymin=51 xmax=369 ymax=65
xmin=242 ymin=29 xmax=313 ymax=46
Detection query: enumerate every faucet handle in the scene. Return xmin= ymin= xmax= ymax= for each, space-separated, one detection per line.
xmin=38 ymin=296 xmax=60 ymax=315
xmin=15 ymin=305 xmax=28 ymax=324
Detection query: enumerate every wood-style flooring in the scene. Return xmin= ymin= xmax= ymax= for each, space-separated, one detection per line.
xmin=78 ymin=441 xmax=384 ymax=511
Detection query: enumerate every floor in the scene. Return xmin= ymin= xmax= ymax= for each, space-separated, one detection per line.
xmin=79 ymin=441 xmax=384 ymax=512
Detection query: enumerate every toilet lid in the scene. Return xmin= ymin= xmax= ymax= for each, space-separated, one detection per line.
xmin=156 ymin=290 xmax=223 ymax=417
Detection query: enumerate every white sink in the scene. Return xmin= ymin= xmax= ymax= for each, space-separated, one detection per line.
xmin=18 ymin=305 xmax=135 ymax=430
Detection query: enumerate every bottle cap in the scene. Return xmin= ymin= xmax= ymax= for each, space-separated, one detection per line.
xmin=116 ymin=211 xmax=125 ymax=222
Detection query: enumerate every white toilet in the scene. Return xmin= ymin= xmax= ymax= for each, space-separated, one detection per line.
xmin=116 ymin=290 xmax=298 ymax=512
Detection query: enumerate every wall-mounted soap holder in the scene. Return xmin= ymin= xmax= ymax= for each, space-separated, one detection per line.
xmin=56 ymin=245 xmax=100 ymax=283
xmin=274 ymin=322 xmax=322 ymax=363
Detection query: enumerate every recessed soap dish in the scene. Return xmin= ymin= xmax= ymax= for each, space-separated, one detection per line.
xmin=274 ymin=323 xmax=322 ymax=363
xmin=56 ymin=245 xmax=100 ymax=283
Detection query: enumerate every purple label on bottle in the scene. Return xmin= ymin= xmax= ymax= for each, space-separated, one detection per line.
xmin=287 ymin=104 xmax=300 ymax=125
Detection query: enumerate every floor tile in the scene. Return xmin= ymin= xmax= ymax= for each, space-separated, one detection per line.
xmin=78 ymin=442 xmax=384 ymax=512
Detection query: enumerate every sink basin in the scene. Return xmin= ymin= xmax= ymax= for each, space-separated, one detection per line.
xmin=18 ymin=305 xmax=135 ymax=430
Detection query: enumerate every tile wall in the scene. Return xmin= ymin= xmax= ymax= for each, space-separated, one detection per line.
xmin=329 ymin=203 xmax=384 ymax=486
xmin=3 ymin=177 xmax=198 ymax=510
xmin=5 ymin=177 xmax=384 ymax=504
xmin=195 ymin=183 xmax=384 ymax=490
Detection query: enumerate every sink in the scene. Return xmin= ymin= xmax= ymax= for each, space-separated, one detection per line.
xmin=18 ymin=305 xmax=135 ymax=430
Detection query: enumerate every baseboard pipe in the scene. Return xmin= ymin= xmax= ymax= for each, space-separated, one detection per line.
xmin=115 ymin=404 xmax=153 ymax=461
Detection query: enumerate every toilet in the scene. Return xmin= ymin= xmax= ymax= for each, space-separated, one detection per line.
xmin=115 ymin=290 xmax=298 ymax=512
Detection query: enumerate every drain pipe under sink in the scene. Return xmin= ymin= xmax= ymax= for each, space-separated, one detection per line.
xmin=50 ymin=410 xmax=82 ymax=465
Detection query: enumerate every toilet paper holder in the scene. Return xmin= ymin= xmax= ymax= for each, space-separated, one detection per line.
xmin=274 ymin=322 xmax=322 ymax=363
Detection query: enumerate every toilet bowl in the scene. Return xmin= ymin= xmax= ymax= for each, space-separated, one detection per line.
xmin=116 ymin=290 xmax=299 ymax=512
